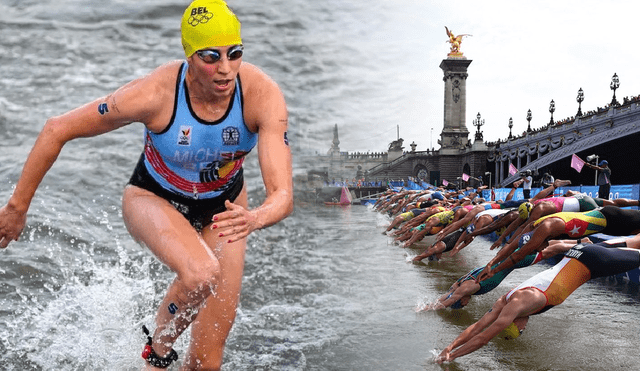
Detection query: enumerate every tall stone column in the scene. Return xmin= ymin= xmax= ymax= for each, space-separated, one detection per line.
xmin=439 ymin=58 xmax=472 ymax=156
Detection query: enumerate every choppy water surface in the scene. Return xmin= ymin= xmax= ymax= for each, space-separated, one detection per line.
xmin=1 ymin=1 xmax=640 ymax=370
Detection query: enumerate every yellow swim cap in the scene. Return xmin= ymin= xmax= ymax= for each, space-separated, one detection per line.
xmin=181 ymin=0 xmax=242 ymax=58
xmin=499 ymin=322 xmax=522 ymax=340
xmin=518 ymin=202 xmax=533 ymax=220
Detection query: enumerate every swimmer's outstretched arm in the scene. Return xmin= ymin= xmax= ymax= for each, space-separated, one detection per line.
xmin=624 ymin=233 xmax=640 ymax=249
xmin=528 ymin=179 xmax=571 ymax=201
xmin=468 ymin=212 xmax=515 ymax=238
xmin=449 ymin=235 xmax=474 ymax=256
xmin=477 ymin=222 xmax=542 ymax=282
xmin=433 ymin=280 xmax=479 ymax=310
xmin=507 ymin=220 xmax=532 ymax=245
xmin=483 ymin=221 xmax=561 ymax=280
xmin=481 ymin=225 xmax=530 ymax=274
xmin=437 ymin=297 xmax=511 ymax=363
xmin=413 ymin=241 xmax=445 ymax=261
xmin=489 ymin=217 xmax=523 ymax=250
xmin=539 ymin=238 xmax=590 ymax=258
xmin=426 ymin=284 xmax=459 ymax=310
xmin=0 ymin=65 xmax=173 ymax=249
xmin=402 ymin=223 xmax=433 ymax=247
xmin=438 ymin=206 xmax=480 ymax=239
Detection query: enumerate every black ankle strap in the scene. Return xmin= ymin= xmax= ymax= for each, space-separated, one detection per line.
xmin=141 ymin=325 xmax=178 ymax=368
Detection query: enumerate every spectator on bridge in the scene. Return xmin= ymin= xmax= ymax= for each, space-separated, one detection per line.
xmin=540 ymin=172 xmax=554 ymax=187
xmin=520 ymin=170 xmax=533 ymax=199
xmin=585 ymin=160 xmax=611 ymax=199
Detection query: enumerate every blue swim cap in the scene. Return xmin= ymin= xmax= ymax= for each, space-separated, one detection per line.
xmin=450 ymin=299 xmax=464 ymax=309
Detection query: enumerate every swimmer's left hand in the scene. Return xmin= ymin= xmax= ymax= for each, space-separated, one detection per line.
xmin=210 ymin=200 xmax=261 ymax=243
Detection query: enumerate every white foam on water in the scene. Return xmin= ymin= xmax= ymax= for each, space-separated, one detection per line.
xmin=1 ymin=246 xmax=174 ymax=370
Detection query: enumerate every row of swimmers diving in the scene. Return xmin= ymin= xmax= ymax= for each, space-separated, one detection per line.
xmin=371 ymin=179 xmax=640 ymax=363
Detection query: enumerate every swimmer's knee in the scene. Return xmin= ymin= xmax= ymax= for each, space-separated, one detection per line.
xmin=179 ymin=259 xmax=222 ymax=298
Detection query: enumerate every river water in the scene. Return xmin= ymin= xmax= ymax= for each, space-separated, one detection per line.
xmin=1 ymin=1 xmax=640 ymax=370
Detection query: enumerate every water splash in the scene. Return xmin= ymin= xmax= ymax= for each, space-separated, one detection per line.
xmin=0 ymin=242 xmax=171 ymax=370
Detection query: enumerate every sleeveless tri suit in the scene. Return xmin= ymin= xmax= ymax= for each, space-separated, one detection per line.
xmin=506 ymin=241 xmax=640 ymax=314
xmin=128 ymin=62 xmax=258 ymax=230
xmin=532 ymin=206 xmax=640 ymax=238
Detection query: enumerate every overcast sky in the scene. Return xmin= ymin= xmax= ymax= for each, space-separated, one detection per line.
xmin=337 ymin=0 xmax=640 ymax=152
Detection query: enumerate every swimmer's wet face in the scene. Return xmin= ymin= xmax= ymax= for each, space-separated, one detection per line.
xmin=196 ymin=44 xmax=244 ymax=64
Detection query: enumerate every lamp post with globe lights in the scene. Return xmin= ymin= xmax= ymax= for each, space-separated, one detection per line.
xmin=610 ymin=73 xmax=620 ymax=106
xmin=576 ymin=87 xmax=584 ymax=117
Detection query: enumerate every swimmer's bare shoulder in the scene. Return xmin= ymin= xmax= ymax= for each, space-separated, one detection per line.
xmin=106 ymin=60 xmax=183 ymax=132
xmin=237 ymin=62 xmax=287 ymax=132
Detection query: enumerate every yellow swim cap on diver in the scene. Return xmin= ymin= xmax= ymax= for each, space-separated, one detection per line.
xmin=518 ymin=202 xmax=533 ymax=220
xmin=181 ymin=0 xmax=242 ymax=58
xmin=499 ymin=322 xmax=522 ymax=340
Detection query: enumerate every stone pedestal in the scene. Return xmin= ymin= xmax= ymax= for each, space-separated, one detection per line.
xmin=439 ymin=58 xmax=472 ymax=154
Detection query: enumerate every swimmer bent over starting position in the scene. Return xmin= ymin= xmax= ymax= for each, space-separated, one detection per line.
xmin=436 ymin=234 xmax=640 ymax=363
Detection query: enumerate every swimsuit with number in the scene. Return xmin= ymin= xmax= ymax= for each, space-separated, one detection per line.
xmin=506 ymin=242 xmax=640 ymax=313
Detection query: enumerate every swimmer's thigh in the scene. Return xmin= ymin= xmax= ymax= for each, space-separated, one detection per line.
xmin=183 ymin=188 xmax=249 ymax=370
xmin=121 ymin=185 xmax=215 ymax=276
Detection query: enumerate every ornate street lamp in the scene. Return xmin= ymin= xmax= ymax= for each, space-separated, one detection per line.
xmin=508 ymin=117 xmax=513 ymax=139
xmin=549 ymin=99 xmax=555 ymax=125
xmin=526 ymin=109 xmax=532 ymax=133
xmin=474 ymin=112 xmax=484 ymax=140
xmin=610 ymin=73 xmax=620 ymax=106
xmin=576 ymin=87 xmax=584 ymax=117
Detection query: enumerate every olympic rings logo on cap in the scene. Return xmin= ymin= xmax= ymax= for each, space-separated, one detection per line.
xmin=188 ymin=11 xmax=213 ymax=26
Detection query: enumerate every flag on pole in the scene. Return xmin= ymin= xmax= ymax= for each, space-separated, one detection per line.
xmin=442 ymin=179 xmax=449 ymax=186
xmin=462 ymin=173 xmax=470 ymax=182
xmin=509 ymin=163 xmax=518 ymax=176
xmin=571 ymin=154 xmax=585 ymax=172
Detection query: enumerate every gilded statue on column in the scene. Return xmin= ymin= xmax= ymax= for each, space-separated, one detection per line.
xmin=445 ymin=26 xmax=471 ymax=57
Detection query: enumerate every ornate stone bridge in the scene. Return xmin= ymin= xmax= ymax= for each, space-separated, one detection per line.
xmin=490 ymin=98 xmax=640 ymax=186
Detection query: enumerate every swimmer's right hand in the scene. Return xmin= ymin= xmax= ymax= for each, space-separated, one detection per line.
xmin=435 ymin=348 xmax=452 ymax=364
xmin=0 ymin=203 xmax=27 ymax=249
xmin=475 ymin=265 xmax=492 ymax=283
